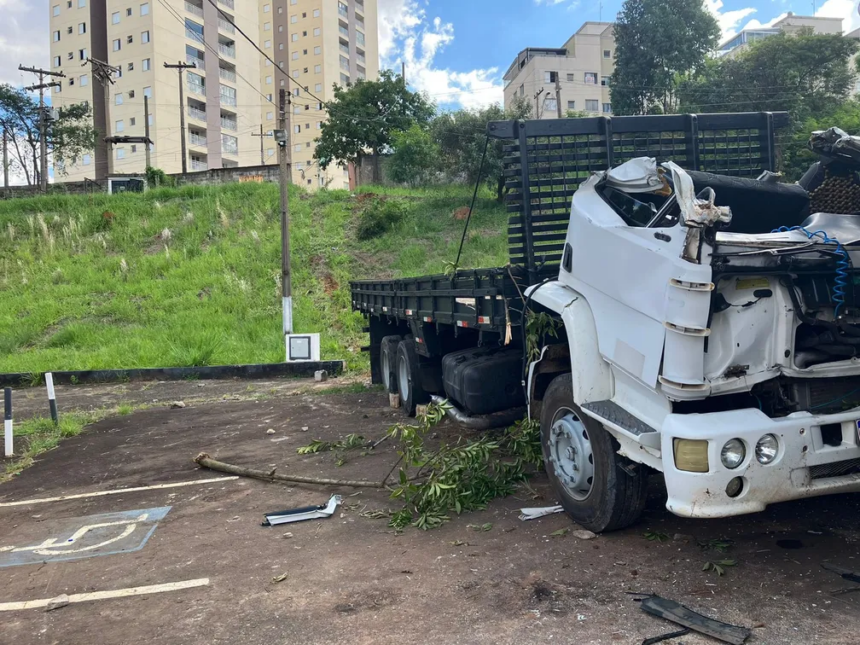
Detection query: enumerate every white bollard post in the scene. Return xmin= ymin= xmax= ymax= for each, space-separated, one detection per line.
xmin=45 ymin=373 xmax=58 ymax=425
xmin=4 ymin=387 xmax=12 ymax=457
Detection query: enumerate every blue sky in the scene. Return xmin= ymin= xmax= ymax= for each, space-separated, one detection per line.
xmin=5 ymin=1 xmax=860 ymax=109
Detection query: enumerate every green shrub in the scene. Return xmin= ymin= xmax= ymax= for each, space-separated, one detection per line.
xmin=145 ymin=166 xmax=174 ymax=188
xmin=356 ymin=199 xmax=406 ymax=240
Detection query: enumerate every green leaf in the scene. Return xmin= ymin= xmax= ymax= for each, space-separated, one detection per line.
xmin=550 ymin=528 xmax=569 ymax=537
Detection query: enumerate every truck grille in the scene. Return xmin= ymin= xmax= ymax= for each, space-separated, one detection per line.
xmin=810 ymin=458 xmax=860 ymax=480
xmin=790 ymin=376 xmax=860 ymax=414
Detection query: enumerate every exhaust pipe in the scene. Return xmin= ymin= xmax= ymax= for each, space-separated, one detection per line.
xmin=430 ymin=395 xmax=526 ymax=431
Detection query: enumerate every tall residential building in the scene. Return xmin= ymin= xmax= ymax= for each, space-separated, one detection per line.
xmin=718 ymin=13 xmax=843 ymax=58
xmin=49 ymin=0 xmax=378 ymax=188
xmin=503 ymin=22 xmax=615 ymax=119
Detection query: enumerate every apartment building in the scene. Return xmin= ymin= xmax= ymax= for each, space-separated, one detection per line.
xmin=258 ymin=0 xmax=378 ymax=188
xmin=718 ymin=13 xmax=843 ymax=58
xmin=49 ymin=0 xmax=378 ymax=188
xmin=503 ymin=22 xmax=615 ymax=119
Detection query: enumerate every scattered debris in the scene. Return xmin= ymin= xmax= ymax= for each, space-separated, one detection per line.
xmin=673 ymin=533 xmax=693 ymax=543
xmin=193 ymin=452 xmax=383 ymax=488
xmin=262 ymin=495 xmax=343 ymax=526
xmin=415 ymin=404 xmax=428 ymax=418
xmin=389 ymin=393 xmax=401 ymax=409
xmin=703 ymin=560 xmax=737 ymax=576
xmin=638 ymin=595 xmax=751 ymax=645
xmin=467 ymin=523 xmax=493 ymax=532
xmin=170 ymin=401 xmax=186 ymax=409
xmin=518 ymin=505 xmax=563 ymax=521
xmin=822 ymin=562 xmax=860 ymax=594
xmin=271 ymin=573 xmax=288 ymax=584
xmin=266 ymin=429 xmax=276 ymax=435
xmin=45 ymin=594 xmax=70 ymax=612
xmin=550 ymin=528 xmax=569 ymax=537
xmin=300 ymin=426 xmax=309 ymax=432
xmin=572 ymin=530 xmax=597 ymax=540
xmin=282 ymin=532 xmax=294 ymax=539
xmin=314 ymin=370 xmax=329 ymax=383
xmin=644 ymin=530 xmax=670 ymax=542
xmin=641 ymin=627 xmax=691 ymax=645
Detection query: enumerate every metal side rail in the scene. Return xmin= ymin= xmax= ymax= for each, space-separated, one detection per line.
xmin=581 ymin=400 xmax=661 ymax=449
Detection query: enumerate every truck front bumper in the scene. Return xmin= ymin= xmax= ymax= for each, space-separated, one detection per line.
xmin=661 ymin=407 xmax=860 ymax=518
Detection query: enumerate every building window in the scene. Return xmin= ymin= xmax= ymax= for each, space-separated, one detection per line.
xmin=131 ymin=145 xmax=137 ymax=153
xmin=357 ymin=31 xmax=365 ymax=46
xmin=278 ymin=26 xmax=283 ymax=33
xmin=140 ymin=3 xmax=149 ymax=16
xmin=264 ymin=22 xmax=271 ymax=31
xmin=80 ymin=48 xmax=87 ymax=60
xmin=143 ymin=58 xmax=151 ymax=71
xmin=69 ymin=77 xmax=75 ymax=86
xmin=584 ymin=72 xmax=597 ymax=85
xmin=314 ymin=46 xmax=321 ymax=55
xmin=53 ymin=56 xmax=61 ymax=67
xmin=83 ymin=154 xmax=91 ymax=166
xmin=314 ymin=64 xmax=321 ymax=73
xmin=601 ymin=76 xmax=610 ymax=87
xmin=53 ymin=5 xmax=60 ymax=16
xmin=67 ymin=26 xmax=73 ymax=34
xmin=313 ymin=8 xmax=319 ymax=17
xmin=294 ymin=124 xmax=300 ymax=134
xmin=266 ymin=111 xmax=273 ymax=120
xmin=79 ymin=22 xmax=86 ymax=34
xmin=130 ymin=117 xmax=136 ymax=126
xmin=266 ymin=75 xmax=272 ymax=84
xmin=264 ymin=3 xmax=270 ymax=11
xmin=116 ymin=119 xmax=124 ymax=132
xmin=128 ymin=89 xmax=135 ymax=98
xmin=292 ymin=51 xmax=299 ymax=60
xmin=143 ymin=86 xmax=151 ymax=97
xmin=112 ymin=12 xmax=120 ymax=24
xmin=316 ymin=121 xmax=322 ymax=129
xmin=315 ymin=83 xmax=322 ymax=92
xmin=294 ymin=144 xmax=302 ymax=152
xmin=142 ymin=30 xmax=150 ymax=43
xmin=566 ymin=73 xmax=574 ymax=82
xmin=53 ymin=31 xmax=61 ymax=42
xmin=585 ymin=99 xmax=599 ymax=112
xmin=127 ymin=7 xmax=132 ymax=16
xmin=543 ymin=97 xmax=557 ymax=113
xmin=127 ymin=35 xmax=133 ymax=44
xmin=313 ymin=27 xmax=320 ymax=36
xmin=603 ymin=103 xmax=612 ymax=113
xmin=340 ymin=73 xmax=350 ymax=85
xmin=279 ymin=44 xmax=283 ymax=50
xmin=292 ymin=33 xmax=298 ymax=42
xmin=544 ymin=71 xmax=557 ymax=84
xmin=603 ymin=49 xmax=612 ymax=59
xmin=113 ymin=39 xmax=121 ymax=51
xmin=68 ymin=52 xmax=74 ymax=60
xmin=567 ymin=101 xmax=575 ymax=111
xmin=265 ymin=40 xmax=271 ymax=48
xmin=290 ymin=15 xmax=297 ymax=23
xmin=117 ymin=148 xmax=125 ymax=159
xmin=80 ymin=74 xmax=88 ymax=86
xmin=116 ymin=93 xmax=124 ymax=105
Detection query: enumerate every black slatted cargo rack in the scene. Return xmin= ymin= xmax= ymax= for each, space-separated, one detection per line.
xmin=490 ymin=112 xmax=790 ymax=282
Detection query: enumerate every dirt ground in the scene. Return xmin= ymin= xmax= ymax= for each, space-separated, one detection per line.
xmin=2 ymin=378 xmax=860 ymax=644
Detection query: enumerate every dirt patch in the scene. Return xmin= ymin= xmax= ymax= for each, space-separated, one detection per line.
xmin=453 ymin=206 xmax=470 ymax=221
xmin=323 ymin=273 xmax=339 ymax=295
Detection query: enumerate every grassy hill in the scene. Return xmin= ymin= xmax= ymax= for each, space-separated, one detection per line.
xmin=0 ymin=182 xmax=509 ymax=374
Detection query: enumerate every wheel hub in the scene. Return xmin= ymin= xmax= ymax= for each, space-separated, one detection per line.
xmin=548 ymin=412 xmax=594 ymax=501
xmin=398 ymin=353 xmax=410 ymax=400
xmin=382 ymin=351 xmax=391 ymax=390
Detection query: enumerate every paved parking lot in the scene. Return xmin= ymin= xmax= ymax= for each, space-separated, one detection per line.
xmin=2 ymin=380 xmax=860 ymax=644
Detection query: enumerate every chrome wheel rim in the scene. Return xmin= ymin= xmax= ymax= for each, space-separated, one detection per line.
xmin=548 ymin=408 xmax=594 ymax=501
xmin=382 ymin=349 xmax=391 ymax=390
xmin=398 ymin=353 xmax=410 ymax=401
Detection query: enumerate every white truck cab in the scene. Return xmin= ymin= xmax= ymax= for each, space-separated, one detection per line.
xmin=529 ymin=156 xmax=860 ymax=531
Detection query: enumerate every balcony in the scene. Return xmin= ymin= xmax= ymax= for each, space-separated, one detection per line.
xmin=218 ymin=18 xmax=235 ymax=34
xmin=186 ymin=55 xmax=205 ymax=70
xmin=184 ymin=1 xmax=203 ymax=17
xmin=339 ymin=25 xmax=349 ymax=38
xmin=189 ymin=132 xmax=207 ymax=147
xmin=220 ymin=115 xmax=237 ymax=131
xmin=339 ymin=43 xmax=349 ymax=55
xmin=218 ymin=43 xmax=235 ymax=58
xmin=219 ymin=67 xmax=237 ymax=83
xmin=356 ymin=53 xmax=365 ymax=65
xmin=217 ymin=0 xmax=234 ymax=9
xmin=187 ymin=82 xmax=205 ymax=97
xmin=220 ymin=94 xmax=237 ymax=107
xmin=188 ymin=106 xmax=206 ymax=121
xmin=222 ymin=138 xmax=238 ymax=155
xmin=338 ymin=4 xmax=348 ymax=18
xmin=191 ymin=159 xmax=208 ymax=171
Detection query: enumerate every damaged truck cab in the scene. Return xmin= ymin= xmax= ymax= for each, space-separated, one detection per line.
xmin=531 ymin=147 xmax=860 ymax=527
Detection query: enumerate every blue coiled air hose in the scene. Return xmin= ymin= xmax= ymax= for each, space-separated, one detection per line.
xmin=772 ymin=226 xmax=851 ymax=318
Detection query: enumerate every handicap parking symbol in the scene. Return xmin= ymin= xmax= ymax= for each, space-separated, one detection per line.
xmin=0 ymin=507 xmax=171 ymax=568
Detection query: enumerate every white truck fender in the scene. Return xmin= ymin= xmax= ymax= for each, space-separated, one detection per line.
xmin=528 ymin=282 xmax=613 ymax=406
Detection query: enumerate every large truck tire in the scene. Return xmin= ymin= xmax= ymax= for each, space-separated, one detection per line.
xmin=380 ymin=335 xmax=402 ymax=394
xmin=396 ymin=338 xmax=430 ymax=417
xmin=540 ymin=373 xmax=647 ymax=533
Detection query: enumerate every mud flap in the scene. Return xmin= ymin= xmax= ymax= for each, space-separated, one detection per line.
xmin=639 ymin=595 xmax=751 ymax=645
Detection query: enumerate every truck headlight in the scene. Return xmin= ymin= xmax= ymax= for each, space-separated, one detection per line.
xmin=674 ymin=439 xmax=709 ymax=473
xmin=721 ymin=439 xmax=746 ymax=469
xmin=755 ymin=434 xmax=779 ymax=464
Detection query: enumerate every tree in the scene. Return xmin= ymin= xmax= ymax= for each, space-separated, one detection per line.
xmin=314 ymin=70 xmax=435 ymax=181
xmin=386 ymin=125 xmax=440 ymax=186
xmin=610 ymin=0 xmax=719 ymax=115
xmin=678 ymin=30 xmax=859 ymax=121
xmin=0 ymin=84 xmax=96 ymax=185
xmin=430 ymin=95 xmax=532 ymax=201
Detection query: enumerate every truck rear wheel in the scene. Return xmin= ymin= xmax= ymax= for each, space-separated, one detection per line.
xmin=540 ymin=374 xmax=647 ymax=533
xmin=396 ymin=338 xmax=430 ymax=416
xmin=380 ymin=335 xmax=402 ymax=394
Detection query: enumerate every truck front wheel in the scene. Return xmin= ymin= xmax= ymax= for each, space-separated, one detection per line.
xmin=540 ymin=374 xmax=648 ymax=533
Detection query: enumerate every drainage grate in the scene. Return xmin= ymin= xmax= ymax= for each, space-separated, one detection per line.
xmin=810 ymin=458 xmax=860 ymax=480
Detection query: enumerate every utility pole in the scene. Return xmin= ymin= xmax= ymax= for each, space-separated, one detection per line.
xmin=534 ymin=88 xmax=545 ymax=120
xmin=144 ymin=95 xmax=152 ymax=169
xmin=401 ymin=61 xmax=406 ymax=84
xmin=2 ymin=128 xmax=8 ymax=191
xmin=276 ymin=88 xmax=293 ymax=338
xmin=164 ymin=61 xmax=195 ymax=174
xmin=85 ymin=58 xmax=119 ymax=178
xmin=252 ymin=125 xmax=272 ymax=165
xmin=555 ymin=75 xmax=563 ymax=119
xmin=19 ymin=65 xmax=64 ymax=191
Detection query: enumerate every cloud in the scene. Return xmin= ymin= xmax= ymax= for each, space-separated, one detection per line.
xmin=704 ymin=0 xmax=757 ymax=42
xmin=815 ymin=0 xmax=860 ymax=33
xmin=0 ymin=6 xmax=48 ymax=87
xmin=378 ymin=0 xmax=504 ymax=110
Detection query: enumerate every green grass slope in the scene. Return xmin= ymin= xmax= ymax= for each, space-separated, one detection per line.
xmin=0 ymin=182 xmax=509 ymax=374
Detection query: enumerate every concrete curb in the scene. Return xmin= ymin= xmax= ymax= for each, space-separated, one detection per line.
xmin=0 ymin=361 xmax=346 ymax=388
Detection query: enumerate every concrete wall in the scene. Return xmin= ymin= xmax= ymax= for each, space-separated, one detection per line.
xmin=171 ymin=163 xmax=281 ymax=185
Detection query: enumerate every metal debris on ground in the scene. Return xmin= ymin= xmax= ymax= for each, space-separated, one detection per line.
xmin=518 ymin=505 xmax=563 ymax=521
xmin=641 ymin=627 xmax=691 ymax=645
xmin=271 ymin=573 xmax=288 ymax=584
xmin=822 ymin=562 xmax=860 ymax=594
xmin=45 ymin=594 xmax=70 ymax=612
xmin=638 ymin=595 xmax=751 ymax=645
xmin=261 ymin=494 xmax=342 ymax=526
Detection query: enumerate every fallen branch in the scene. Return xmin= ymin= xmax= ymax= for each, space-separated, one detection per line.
xmin=193 ymin=452 xmax=383 ymax=489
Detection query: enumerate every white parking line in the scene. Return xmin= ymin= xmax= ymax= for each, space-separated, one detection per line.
xmin=0 ymin=477 xmax=239 ymax=508
xmin=0 ymin=578 xmax=210 ymax=611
